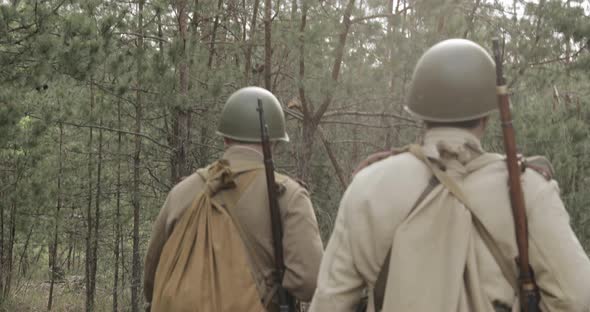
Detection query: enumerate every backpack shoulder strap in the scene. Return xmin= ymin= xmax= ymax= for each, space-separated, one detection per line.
xmin=213 ymin=168 xmax=277 ymax=307
xmin=370 ymin=145 xmax=518 ymax=311
xmin=408 ymin=145 xmax=518 ymax=292
xmin=373 ymin=175 xmax=439 ymax=311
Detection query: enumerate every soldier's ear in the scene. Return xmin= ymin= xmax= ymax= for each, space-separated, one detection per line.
xmin=480 ymin=116 xmax=489 ymax=130
xmin=473 ymin=117 xmax=489 ymax=139
xmin=223 ymin=137 xmax=232 ymax=147
xmin=480 ymin=116 xmax=490 ymax=130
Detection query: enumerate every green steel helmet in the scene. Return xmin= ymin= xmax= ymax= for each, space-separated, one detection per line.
xmin=217 ymin=86 xmax=289 ymax=142
xmin=405 ymin=39 xmax=497 ymax=122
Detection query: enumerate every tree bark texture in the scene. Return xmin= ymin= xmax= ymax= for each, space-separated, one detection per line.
xmin=296 ymin=0 xmax=356 ymax=182
xmin=85 ymin=82 xmax=96 ymax=312
xmin=131 ymin=1 xmax=144 ymax=311
xmin=171 ymin=0 xmax=191 ymax=184
xmin=112 ymin=101 xmax=122 ymax=312
xmin=244 ymin=0 xmax=260 ymax=84
xmin=47 ymin=122 xmax=64 ymax=310
xmin=90 ymin=118 xmax=104 ymax=310
xmin=263 ymin=0 xmax=272 ymax=90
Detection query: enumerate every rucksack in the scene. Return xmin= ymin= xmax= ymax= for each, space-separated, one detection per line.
xmin=151 ymin=160 xmax=266 ymax=312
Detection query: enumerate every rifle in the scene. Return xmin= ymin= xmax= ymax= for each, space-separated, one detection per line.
xmin=257 ymin=99 xmax=295 ymax=312
xmin=492 ymin=38 xmax=540 ymax=312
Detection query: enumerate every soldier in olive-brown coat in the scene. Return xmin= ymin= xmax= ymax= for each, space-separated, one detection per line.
xmin=144 ymin=87 xmax=324 ymax=311
xmin=310 ymin=39 xmax=590 ymax=312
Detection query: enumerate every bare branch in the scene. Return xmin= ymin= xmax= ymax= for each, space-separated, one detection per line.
xmin=323 ymin=110 xmax=416 ymax=122
xmin=320 ymin=120 xmax=417 ymax=129
xmin=26 ymin=114 xmax=171 ymax=150
xmin=284 ymin=108 xmax=347 ymax=188
xmin=146 ymin=166 xmax=172 ymax=191
xmin=350 ymin=7 xmax=412 ymax=24
xmin=528 ymin=44 xmax=588 ymax=67
xmin=509 ymin=0 xmax=547 ymax=88
xmin=113 ymin=32 xmax=168 ymax=42
xmin=298 ymin=0 xmax=311 ymax=117
xmin=463 ymin=0 xmax=481 ymax=38
xmin=316 ymin=126 xmax=348 ymax=188
xmin=313 ymin=0 xmax=356 ymax=122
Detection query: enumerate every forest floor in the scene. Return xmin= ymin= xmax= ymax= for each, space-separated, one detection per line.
xmin=0 ymin=275 xmax=116 ymax=312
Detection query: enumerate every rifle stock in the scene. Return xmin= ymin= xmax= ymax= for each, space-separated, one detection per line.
xmin=257 ymin=99 xmax=295 ymax=312
xmin=492 ymin=38 xmax=540 ymax=312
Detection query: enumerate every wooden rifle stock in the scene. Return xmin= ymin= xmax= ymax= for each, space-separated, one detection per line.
xmin=257 ymin=99 xmax=294 ymax=312
xmin=492 ymin=39 xmax=540 ymax=312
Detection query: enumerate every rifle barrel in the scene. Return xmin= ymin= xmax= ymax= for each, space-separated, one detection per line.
xmin=257 ymin=99 xmax=293 ymax=311
xmin=492 ymin=38 xmax=539 ymax=312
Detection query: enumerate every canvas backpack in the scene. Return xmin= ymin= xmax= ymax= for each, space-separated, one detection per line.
xmin=151 ymin=160 xmax=266 ymax=312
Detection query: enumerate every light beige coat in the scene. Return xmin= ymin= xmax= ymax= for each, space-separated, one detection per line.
xmin=310 ymin=127 xmax=590 ymax=312
xmin=144 ymin=145 xmax=324 ymax=309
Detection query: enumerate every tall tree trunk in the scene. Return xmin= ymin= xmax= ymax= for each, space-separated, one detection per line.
xmin=296 ymin=0 xmax=311 ymax=181
xmin=171 ymin=0 xmax=191 ymax=184
xmin=463 ymin=0 xmax=481 ymax=38
xmin=382 ymin=0 xmax=400 ymax=150
xmin=296 ymin=118 xmax=315 ymax=182
xmin=5 ymin=199 xmax=16 ymax=298
xmin=120 ymin=230 xmax=126 ymax=304
xmin=0 ymin=186 xmax=4 ymax=301
xmin=263 ymin=0 xmax=272 ymax=90
xmin=66 ymin=230 xmax=73 ymax=271
xmin=90 ymin=118 xmax=104 ymax=307
xmin=207 ymin=0 xmax=224 ymax=68
xmin=4 ymin=145 xmax=18 ymax=298
xmin=131 ymin=0 xmax=144 ymax=310
xmin=244 ymin=0 xmax=260 ymax=84
xmin=17 ymin=222 xmax=34 ymax=277
xmin=113 ymin=102 xmax=122 ymax=312
xmin=48 ymin=122 xmax=64 ymax=310
xmin=85 ymin=81 xmax=96 ymax=312
xmin=297 ymin=0 xmax=356 ymax=182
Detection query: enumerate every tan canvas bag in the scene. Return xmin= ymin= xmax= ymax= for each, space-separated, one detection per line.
xmin=151 ymin=160 xmax=266 ymax=312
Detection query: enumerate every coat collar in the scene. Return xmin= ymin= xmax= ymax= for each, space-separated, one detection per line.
xmin=421 ymin=127 xmax=484 ymax=165
xmin=222 ymin=145 xmax=264 ymax=163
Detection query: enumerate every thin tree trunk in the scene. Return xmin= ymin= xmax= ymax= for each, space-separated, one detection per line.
xmin=0 ymin=187 xmax=4 ymax=300
xmin=5 ymin=199 xmax=15 ymax=298
xmin=352 ymin=125 xmax=359 ymax=169
xmin=296 ymin=0 xmax=311 ymax=181
xmin=48 ymin=122 xmax=64 ymax=310
xmin=207 ymin=0 xmax=224 ymax=68
xmin=171 ymin=0 xmax=191 ymax=184
xmin=297 ymin=118 xmax=315 ymax=182
xmin=263 ymin=0 xmax=272 ymax=90
xmin=313 ymin=0 xmax=356 ymax=121
xmin=66 ymin=231 xmax=73 ymax=271
xmin=85 ymin=81 xmax=96 ymax=312
xmin=317 ymin=126 xmax=347 ymax=187
xmin=244 ymin=0 xmax=260 ymax=84
xmin=463 ymin=0 xmax=481 ymax=38
xmin=17 ymin=223 xmax=34 ymax=277
xmin=131 ymin=0 xmax=144 ymax=310
xmin=4 ymin=146 xmax=18 ymax=298
xmin=297 ymin=0 xmax=356 ymax=181
xmin=113 ymin=102 xmax=122 ymax=312
xmin=90 ymin=118 xmax=104 ymax=308
xmin=382 ymin=0 xmax=400 ymax=150
xmin=120 ymin=230 xmax=126 ymax=303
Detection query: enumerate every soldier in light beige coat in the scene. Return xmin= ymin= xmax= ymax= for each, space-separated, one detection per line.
xmin=144 ymin=87 xmax=323 ymax=311
xmin=310 ymin=39 xmax=590 ymax=312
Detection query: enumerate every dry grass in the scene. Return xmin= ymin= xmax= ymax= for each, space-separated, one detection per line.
xmin=1 ymin=278 xmax=116 ymax=312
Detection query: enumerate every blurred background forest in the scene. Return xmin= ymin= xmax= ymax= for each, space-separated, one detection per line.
xmin=1 ymin=0 xmax=589 ymax=310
